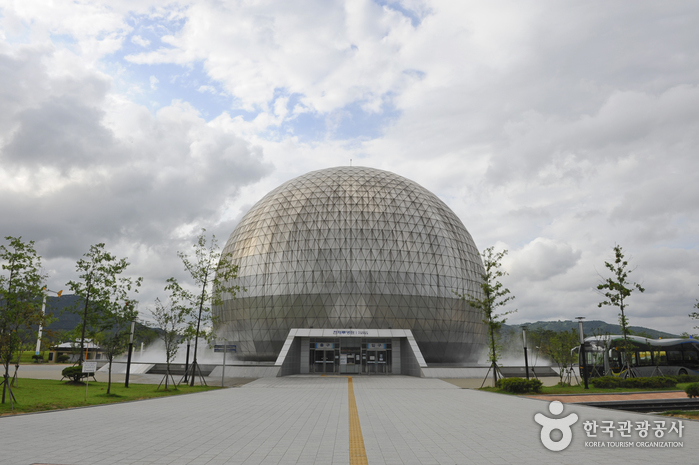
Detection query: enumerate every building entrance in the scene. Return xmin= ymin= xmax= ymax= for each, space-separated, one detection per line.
xmin=309 ymin=338 xmax=391 ymax=375
xmin=364 ymin=349 xmax=388 ymax=374
xmin=313 ymin=348 xmax=336 ymax=374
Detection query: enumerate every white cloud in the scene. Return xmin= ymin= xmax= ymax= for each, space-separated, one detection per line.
xmin=2 ymin=1 xmax=699 ymax=334
xmin=506 ymin=238 xmax=580 ymax=282
xmin=0 ymin=43 xmax=271 ymax=306
xmin=149 ymin=75 xmax=158 ymax=90
xmin=197 ymin=85 xmax=216 ymax=94
xmin=131 ymin=34 xmax=150 ymax=47
xmin=125 ymin=0 xmax=417 ymax=116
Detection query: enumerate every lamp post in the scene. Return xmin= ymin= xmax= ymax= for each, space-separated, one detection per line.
xmin=36 ymin=288 xmax=62 ymax=356
xmin=183 ymin=339 xmax=191 ymax=383
xmin=576 ymin=317 xmax=589 ymax=389
xmin=521 ymin=326 xmax=529 ymax=380
xmin=125 ymin=321 xmax=135 ymax=388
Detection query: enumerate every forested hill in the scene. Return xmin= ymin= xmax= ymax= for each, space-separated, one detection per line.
xmin=503 ymin=320 xmax=679 ymax=339
xmin=40 ymin=295 xmax=160 ymax=345
xmin=43 ymin=294 xmax=83 ymax=331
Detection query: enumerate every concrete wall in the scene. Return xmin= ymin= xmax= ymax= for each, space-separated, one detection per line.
xmin=300 ymin=337 xmax=310 ymax=374
xmin=392 ymin=338 xmax=401 ymax=375
xmin=400 ymin=339 xmax=423 ymax=377
xmin=279 ymin=337 xmax=302 ymax=376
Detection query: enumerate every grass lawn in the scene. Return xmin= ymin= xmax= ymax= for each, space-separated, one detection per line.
xmin=480 ymin=383 xmax=693 ymax=396
xmin=0 ymin=378 xmax=219 ymax=416
xmin=661 ymin=410 xmax=699 ymax=420
xmin=6 ymin=351 xmax=49 ymax=364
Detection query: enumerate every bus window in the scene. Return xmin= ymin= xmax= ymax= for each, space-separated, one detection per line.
xmin=638 ymin=351 xmax=652 ymax=366
xmin=628 ymin=351 xmax=639 ymax=367
xmin=667 ymin=351 xmax=682 ymax=362
xmin=683 ymin=350 xmax=699 ymax=368
xmin=586 ymin=351 xmax=602 ymax=367
xmin=608 ymin=350 xmax=622 ymax=369
xmin=652 ymin=351 xmax=667 ymax=365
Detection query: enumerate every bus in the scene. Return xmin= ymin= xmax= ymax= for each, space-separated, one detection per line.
xmin=579 ymin=335 xmax=699 ymax=378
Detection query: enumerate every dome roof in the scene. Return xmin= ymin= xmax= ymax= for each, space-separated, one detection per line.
xmin=215 ymin=166 xmax=486 ymax=363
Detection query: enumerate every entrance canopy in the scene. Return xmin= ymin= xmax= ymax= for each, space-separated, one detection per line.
xmin=274 ymin=328 xmax=428 ymax=377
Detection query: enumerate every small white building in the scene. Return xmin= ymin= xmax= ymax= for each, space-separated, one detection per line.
xmin=48 ymin=340 xmax=105 ymax=363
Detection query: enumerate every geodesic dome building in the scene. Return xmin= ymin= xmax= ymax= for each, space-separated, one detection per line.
xmin=214 ymin=166 xmax=486 ymax=366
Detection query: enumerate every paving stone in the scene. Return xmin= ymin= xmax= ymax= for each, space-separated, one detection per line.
xmin=1 ymin=376 xmax=696 ymax=464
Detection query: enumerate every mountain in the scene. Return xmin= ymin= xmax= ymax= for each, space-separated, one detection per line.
xmin=39 ymin=294 xmax=159 ymax=345
xmin=43 ymin=294 xmax=83 ymax=331
xmin=503 ymin=320 xmax=679 ymax=339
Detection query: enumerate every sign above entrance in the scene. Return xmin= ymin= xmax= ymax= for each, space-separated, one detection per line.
xmin=285 ymin=328 xmax=410 ymax=338
xmin=316 ymin=342 xmax=335 ymax=349
xmin=331 ymin=329 xmax=371 ymax=336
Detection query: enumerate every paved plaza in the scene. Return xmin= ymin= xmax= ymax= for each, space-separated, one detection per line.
xmin=1 ymin=376 xmax=696 ymax=464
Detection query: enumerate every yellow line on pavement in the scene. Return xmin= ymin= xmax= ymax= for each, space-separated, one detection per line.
xmin=348 ymin=377 xmax=368 ymax=465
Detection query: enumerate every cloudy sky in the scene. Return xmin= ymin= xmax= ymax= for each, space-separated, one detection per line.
xmin=1 ymin=1 xmax=698 ymax=335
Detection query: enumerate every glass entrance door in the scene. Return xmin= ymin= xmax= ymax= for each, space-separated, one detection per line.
xmin=324 ymin=350 xmax=335 ymax=373
xmin=363 ymin=349 xmax=388 ymax=374
xmin=366 ymin=350 xmax=378 ymax=374
xmin=314 ymin=349 xmax=335 ymax=373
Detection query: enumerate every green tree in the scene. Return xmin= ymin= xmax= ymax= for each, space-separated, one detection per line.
xmin=690 ymin=286 xmax=699 ymax=331
xmin=0 ymin=236 xmax=47 ymax=405
xmin=152 ymin=297 xmax=188 ymax=390
xmin=459 ymin=246 xmax=515 ymax=386
xmin=96 ymin=300 xmax=139 ymax=395
xmin=597 ymin=245 xmax=644 ymax=371
xmin=66 ymin=244 xmax=141 ymax=366
xmin=543 ymin=330 xmax=580 ymax=386
xmin=168 ymin=230 xmax=241 ymax=386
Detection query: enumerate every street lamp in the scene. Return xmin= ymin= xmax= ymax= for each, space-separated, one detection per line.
xmin=576 ymin=317 xmax=589 ymax=389
xmin=521 ymin=326 xmax=529 ymax=380
xmin=36 ymin=288 xmax=62 ymax=356
xmin=125 ymin=320 xmax=136 ymax=388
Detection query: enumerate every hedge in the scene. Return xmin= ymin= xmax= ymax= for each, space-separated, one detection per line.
xmin=591 ymin=376 xmax=677 ymax=389
xmin=497 ymin=377 xmax=543 ymax=393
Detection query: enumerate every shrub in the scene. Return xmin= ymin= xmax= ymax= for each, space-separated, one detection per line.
xmin=674 ymin=374 xmax=699 ymax=384
xmin=685 ymin=383 xmax=699 ymax=398
xmin=591 ymin=376 xmax=676 ymax=389
xmin=625 ymin=376 xmax=676 ymax=389
xmin=56 ymin=354 xmax=70 ymax=363
xmin=498 ymin=377 xmax=543 ymax=393
xmin=527 ymin=379 xmax=543 ymax=393
xmin=31 ymin=354 xmax=43 ymax=363
xmin=591 ymin=376 xmax=624 ymax=389
xmin=62 ymin=366 xmax=87 ymax=383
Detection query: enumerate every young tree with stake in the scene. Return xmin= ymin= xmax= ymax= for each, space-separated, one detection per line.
xmin=67 ymin=243 xmax=141 ymax=396
xmin=169 ymin=230 xmax=241 ymax=386
xmin=152 ymin=297 xmax=188 ymax=390
xmin=0 ymin=237 xmax=47 ymax=405
xmin=97 ymin=299 xmax=139 ymax=395
xmin=458 ymin=246 xmax=515 ymax=387
xmin=690 ymin=286 xmax=699 ymax=331
xmin=597 ymin=244 xmax=644 ymax=376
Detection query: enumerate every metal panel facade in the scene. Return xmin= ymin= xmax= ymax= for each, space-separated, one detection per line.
xmin=214 ymin=166 xmax=487 ymax=363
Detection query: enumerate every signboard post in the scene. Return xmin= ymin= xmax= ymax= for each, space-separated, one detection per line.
xmin=213 ymin=343 xmax=236 ymax=387
xmin=82 ymin=362 xmax=97 ymax=401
